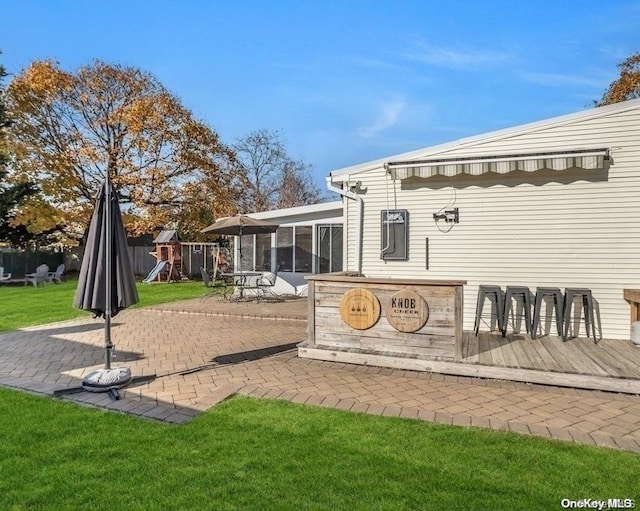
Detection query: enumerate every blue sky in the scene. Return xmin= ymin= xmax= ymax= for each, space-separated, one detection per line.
xmin=3 ymin=1 xmax=639 ymax=190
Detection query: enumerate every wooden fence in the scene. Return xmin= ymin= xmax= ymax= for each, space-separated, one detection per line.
xmin=0 ymin=249 xmax=64 ymax=278
xmin=63 ymin=246 xmax=157 ymax=277
xmin=2 ymin=242 xmax=229 ymax=280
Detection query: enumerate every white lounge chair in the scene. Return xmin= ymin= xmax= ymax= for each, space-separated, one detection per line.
xmin=25 ymin=264 xmax=49 ymax=287
xmin=0 ymin=267 xmax=11 ymax=282
xmin=47 ymin=264 xmax=65 ymax=284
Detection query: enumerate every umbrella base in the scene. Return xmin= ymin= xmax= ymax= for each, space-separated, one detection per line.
xmin=82 ymin=367 xmax=132 ymax=393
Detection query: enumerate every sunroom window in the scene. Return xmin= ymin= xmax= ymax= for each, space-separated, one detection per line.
xmin=318 ymin=224 xmax=343 ymax=273
xmin=255 ymin=233 xmax=272 ymax=271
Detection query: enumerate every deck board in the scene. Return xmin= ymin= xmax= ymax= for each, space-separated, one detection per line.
xmin=531 ymin=336 xmax=580 ymax=373
xmin=465 ymin=328 xmax=479 ymax=363
xmin=555 ymin=338 xmax=612 ymax=376
xmin=578 ymin=340 xmax=640 ymax=378
xmin=506 ymin=336 xmax=535 ymax=369
xmin=477 ymin=332 xmax=494 ymax=366
xmin=529 ymin=338 xmax=565 ymax=372
xmin=462 ymin=331 xmax=640 ymax=380
xmin=574 ymin=342 xmax=625 ymax=377
xmin=606 ymin=338 xmax=640 ymax=368
xmin=494 ymin=334 xmax=517 ymax=367
xmin=517 ymin=338 xmax=549 ymax=370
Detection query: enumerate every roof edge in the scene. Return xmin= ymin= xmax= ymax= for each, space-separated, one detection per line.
xmin=329 ymin=98 xmax=640 ymax=180
xmin=247 ymin=200 xmax=343 ymax=219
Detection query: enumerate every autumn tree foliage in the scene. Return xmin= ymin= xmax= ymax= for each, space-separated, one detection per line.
xmin=234 ymin=129 xmax=325 ymax=212
xmin=0 ymin=56 xmax=6 ymax=170
xmin=0 ymin=53 xmax=42 ymax=245
xmin=597 ymin=52 xmax=640 ymax=106
xmin=6 ymin=60 xmax=246 ymax=241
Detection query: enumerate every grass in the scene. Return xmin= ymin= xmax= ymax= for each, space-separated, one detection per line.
xmin=0 ymin=279 xmax=213 ymax=332
xmin=0 ymin=389 xmax=637 ymax=510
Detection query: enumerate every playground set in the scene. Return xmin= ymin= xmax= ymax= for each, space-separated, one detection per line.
xmin=143 ymin=230 xmax=228 ymax=283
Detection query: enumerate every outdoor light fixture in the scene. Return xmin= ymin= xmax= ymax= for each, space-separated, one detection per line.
xmin=346 ymin=180 xmax=365 ymax=193
xmin=433 ymin=208 xmax=459 ymax=223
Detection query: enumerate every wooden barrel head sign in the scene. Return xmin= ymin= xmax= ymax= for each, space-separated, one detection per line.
xmin=339 ymin=288 xmax=381 ymax=330
xmin=385 ymin=289 xmax=429 ymax=333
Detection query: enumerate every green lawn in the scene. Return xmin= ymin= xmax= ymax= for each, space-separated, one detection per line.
xmin=0 ymin=279 xmax=213 ymax=332
xmin=0 ymin=389 xmax=637 ymax=510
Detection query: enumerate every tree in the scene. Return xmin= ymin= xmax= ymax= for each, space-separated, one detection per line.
xmin=234 ymin=129 xmax=325 ymax=212
xmin=277 ymin=159 xmax=324 ymax=209
xmin=6 ymin=59 xmax=244 ymax=241
xmin=0 ymin=52 xmax=42 ymax=245
xmin=597 ymin=52 xmax=640 ymax=106
xmin=0 ymin=55 xmax=6 ymax=169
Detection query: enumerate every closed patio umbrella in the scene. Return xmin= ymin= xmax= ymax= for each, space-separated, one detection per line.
xmin=74 ymin=178 xmax=138 ymax=388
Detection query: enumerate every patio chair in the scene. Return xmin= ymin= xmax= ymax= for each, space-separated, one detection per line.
xmin=0 ymin=267 xmax=11 ymax=282
xmin=25 ymin=264 xmax=49 ymax=287
xmin=201 ymin=266 xmax=227 ymax=287
xmin=257 ymin=271 xmax=283 ymax=301
xmin=47 ymin=264 xmax=65 ymax=284
xmin=201 ymin=267 xmax=231 ymax=300
xmin=201 ymin=267 xmax=213 ymax=287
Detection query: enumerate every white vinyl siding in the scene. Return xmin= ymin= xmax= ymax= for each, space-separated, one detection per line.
xmin=341 ymin=104 xmax=640 ymax=340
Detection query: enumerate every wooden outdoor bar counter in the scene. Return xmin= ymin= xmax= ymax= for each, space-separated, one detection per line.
xmin=299 ymin=274 xmax=466 ymax=369
xmin=624 ymin=289 xmax=640 ymax=323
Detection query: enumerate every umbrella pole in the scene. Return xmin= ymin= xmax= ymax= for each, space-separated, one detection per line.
xmin=105 ymin=316 xmax=112 ymax=369
xmin=238 ymin=226 xmax=243 ymax=298
xmin=104 ymin=178 xmax=113 ymax=370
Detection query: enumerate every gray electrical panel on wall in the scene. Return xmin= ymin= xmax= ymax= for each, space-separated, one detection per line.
xmin=381 ymin=209 xmax=409 ymax=260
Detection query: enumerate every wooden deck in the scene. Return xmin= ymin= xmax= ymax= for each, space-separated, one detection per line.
xmin=462 ymin=331 xmax=640 ymax=378
xmin=299 ymin=330 xmax=640 ymax=395
xmin=454 ymin=330 xmax=640 ymax=393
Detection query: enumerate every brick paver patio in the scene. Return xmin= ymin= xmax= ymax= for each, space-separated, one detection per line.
xmin=1 ymin=296 xmax=640 ymax=453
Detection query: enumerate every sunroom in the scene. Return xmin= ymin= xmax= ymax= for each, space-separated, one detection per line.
xmin=233 ymin=201 xmax=344 ymax=296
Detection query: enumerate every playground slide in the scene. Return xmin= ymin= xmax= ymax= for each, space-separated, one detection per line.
xmin=143 ymin=260 xmax=168 ymax=283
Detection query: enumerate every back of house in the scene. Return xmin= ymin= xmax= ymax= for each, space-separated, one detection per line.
xmin=329 ymin=98 xmax=640 ymax=340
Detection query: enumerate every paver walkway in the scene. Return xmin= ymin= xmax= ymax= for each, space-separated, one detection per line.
xmin=1 ymin=297 xmax=640 ymax=453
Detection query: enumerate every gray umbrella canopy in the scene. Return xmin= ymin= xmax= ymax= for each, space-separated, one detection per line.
xmin=74 ymin=178 xmax=138 ymax=369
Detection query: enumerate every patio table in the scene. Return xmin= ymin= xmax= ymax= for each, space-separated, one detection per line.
xmin=220 ymin=272 xmax=263 ymax=300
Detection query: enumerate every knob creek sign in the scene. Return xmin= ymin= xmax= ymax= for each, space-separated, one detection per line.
xmin=385 ymin=289 xmax=429 ymax=333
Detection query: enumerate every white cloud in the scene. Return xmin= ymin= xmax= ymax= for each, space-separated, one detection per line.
xmin=521 ymin=71 xmax=608 ymax=89
xmin=403 ymin=38 xmax=511 ymax=70
xmin=358 ymin=98 xmax=406 ymax=138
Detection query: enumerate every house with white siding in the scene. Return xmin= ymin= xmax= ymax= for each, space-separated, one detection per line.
xmin=326 ymin=98 xmax=640 ymax=342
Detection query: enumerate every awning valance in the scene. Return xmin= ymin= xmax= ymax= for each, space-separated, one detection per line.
xmin=385 ymin=148 xmax=609 ymax=180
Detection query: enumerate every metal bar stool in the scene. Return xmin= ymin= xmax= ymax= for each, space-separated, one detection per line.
xmin=531 ymin=287 xmax=563 ymax=339
xmin=474 ymin=285 xmax=504 ymax=335
xmin=563 ymin=288 xmax=600 ymax=343
xmin=502 ymin=286 xmax=533 ymax=337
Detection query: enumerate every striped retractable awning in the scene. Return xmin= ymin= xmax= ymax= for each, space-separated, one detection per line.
xmin=385 ymin=148 xmax=609 ymax=180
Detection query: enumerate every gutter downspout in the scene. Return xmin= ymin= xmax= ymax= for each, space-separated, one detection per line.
xmin=326 ymin=176 xmax=363 ymax=275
